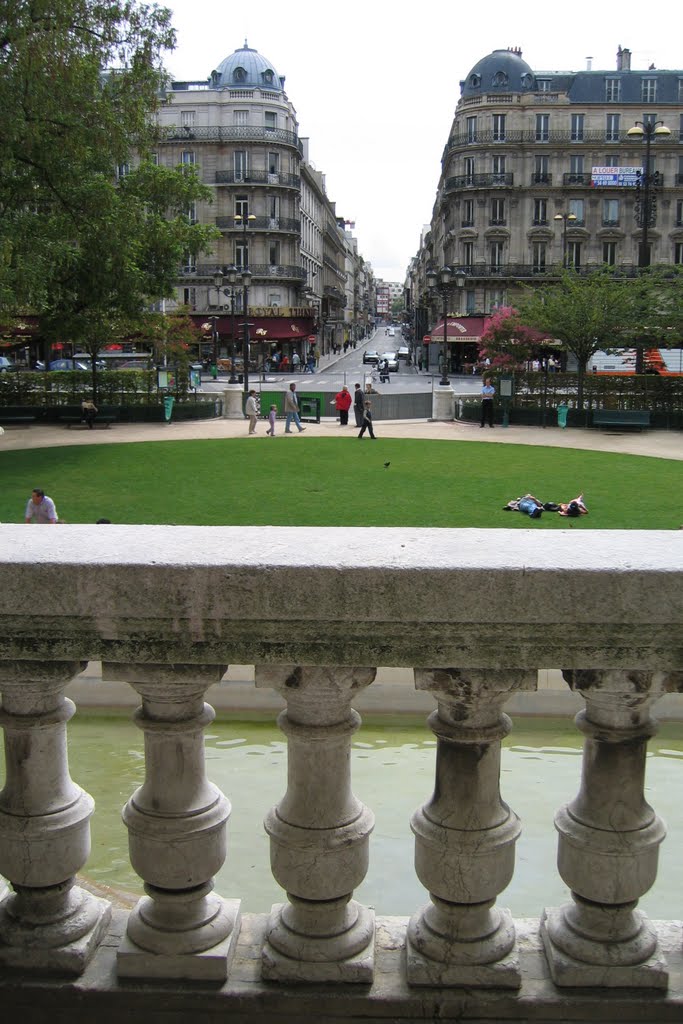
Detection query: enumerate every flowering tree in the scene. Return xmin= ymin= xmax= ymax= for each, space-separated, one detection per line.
xmin=477 ymin=307 xmax=541 ymax=369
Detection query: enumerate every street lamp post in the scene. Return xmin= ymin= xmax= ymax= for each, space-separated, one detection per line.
xmin=627 ymin=120 xmax=671 ymax=373
xmin=234 ymin=213 xmax=256 ymax=392
xmin=225 ymin=264 xmax=239 ymax=383
xmin=211 ymin=268 xmax=224 ymax=373
xmin=554 ymin=211 xmax=577 ymax=268
xmin=626 ymin=120 xmax=671 ymax=268
xmin=426 ymin=265 xmax=466 ymax=385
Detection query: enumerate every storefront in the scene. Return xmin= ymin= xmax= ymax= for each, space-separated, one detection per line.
xmin=423 ymin=316 xmax=487 ymax=374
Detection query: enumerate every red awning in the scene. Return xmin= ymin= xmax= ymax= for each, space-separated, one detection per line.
xmin=429 ymin=316 xmax=487 ymax=342
xmin=190 ymin=314 xmax=313 ymax=342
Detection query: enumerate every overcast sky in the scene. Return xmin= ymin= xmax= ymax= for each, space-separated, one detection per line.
xmin=163 ymin=0 xmax=682 ymax=283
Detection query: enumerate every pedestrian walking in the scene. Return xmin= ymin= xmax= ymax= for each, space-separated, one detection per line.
xmin=245 ymin=389 xmax=258 ymax=434
xmin=353 ymin=383 xmax=365 ymax=427
xmin=284 ymin=382 xmax=306 ymax=433
xmin=291 ymin=351 xmax=300 ymax=372
xmin=25 ymin=488 xmax=58 ymax=523
xmin=266 ymin=404 xmax=277 ymax=436
xmin=480 ymin=377 xmax=495 ymax=428
xmin=333 ymin=385 xmax=352 ymax=426
xmin=358 ymin=401 xmax=375 ymax=439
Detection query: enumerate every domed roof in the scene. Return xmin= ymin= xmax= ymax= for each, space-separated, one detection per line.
xmin=211 ymin=42 xmax=284 ymax=92
xmin=461 ymin=48 xmax=536 ymax=98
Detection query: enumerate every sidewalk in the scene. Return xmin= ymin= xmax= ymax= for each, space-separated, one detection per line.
xmin=1 ymin=412 xmax=681 ymax=460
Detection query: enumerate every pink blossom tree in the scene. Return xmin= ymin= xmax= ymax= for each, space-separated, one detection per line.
xmin=478 ymin=307 xmax=542 ymax=369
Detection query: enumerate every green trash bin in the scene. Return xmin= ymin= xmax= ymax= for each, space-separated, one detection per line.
xmin=163 ymin=395 xmax=175 ymax=422
xmin=557 ymin=402 xmax=569 ymax=429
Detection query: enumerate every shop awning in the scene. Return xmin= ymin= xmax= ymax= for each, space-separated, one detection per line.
xmin=191 ymin=314 xmax=313 ymax=342
xmin=428 ymin=316 xmax=487 ymax=342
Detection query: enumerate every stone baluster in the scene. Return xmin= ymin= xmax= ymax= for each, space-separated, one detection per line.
xmin=256 ymin=665 xmax=376 ymax=982
xmin=0 ymin=660 xmax=111 ymax=974
xmin=541 ymin=668 xmax=676 ymax=988
xmin=407 ymin=667 xmax=536 ymax=988
xmin=109 ymin=662 xmax=240 ymax=981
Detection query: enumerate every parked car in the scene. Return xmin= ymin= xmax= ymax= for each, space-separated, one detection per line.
xmin=397 ymin=346 xmax=410 ymax=360
xmin=362 ymin=349 xmax=380 ymax=364
xmin=49 ymin=358 xmax=106 ymax=372
xmin=380 ymin=351 xmax=399 ymax=372
xmin=385 ymin=327 xmax=395 ymax=337
xmin=0 ymin=356 xmax=17 ymax=372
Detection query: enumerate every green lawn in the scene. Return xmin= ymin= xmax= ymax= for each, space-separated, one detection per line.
xmin=1 ymin=438 xmax=681 ymax=529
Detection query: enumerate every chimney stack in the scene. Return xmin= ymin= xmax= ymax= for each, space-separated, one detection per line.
xmin=586 ymin=56 xmax=593 ymax=71
xmin=622 ymin=47 xmax=631 ymax=70
xmin=616 ymin=45 xmax=622 ymax=70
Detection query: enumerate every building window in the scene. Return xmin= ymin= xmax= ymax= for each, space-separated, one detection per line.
xmin=533 ymin=198 xmax=548 ymax=225
xmin=604 ymin=155 xmax=620 ymax=167
xmin=234 ymin=109 xmax=248 ymax=126
xmin=466 ymin=116 xmax=477 ymax=143
xmin=536 ymin=113 xmax=549 ymax=142
xmin=182 ymin=287 xmax=196 ymax=308
xmin=469 ymin=74 xmax=481 ymax=89
xmin=602 ymin=241 xmax=617 ymax=265
xmin=642 ymin=112 xmax=657 ymax=129
xmin=606 ymin=113 xmax=620 ymax=142
xmin=464 ymin=157 xmax=475 ymax=184
xmin=234 ymin=150 xmax=248 ymax=179
xmin=489 ymin=240 xmax=504 ymax=271
xmin=537 ymin=79 xmax=551 ymax=92
xmin=268 ymin=195 xmax=280 ymax=220
xmin=462 ymin=199 xmax=474 ymax=227
xmin=571 ymin=113 xmax=585 ymax=142
xmin=492 ymin=154 xmax=506 ymax=181
xmin=268 ymin=151 xmax=280 ymax=176
xmin=116 ymin=162 xmax=130 ymax=180
xmin=642 ymin=77 xmax=657 ymax=102
xmin=569 ymin=198 xmax=584 ymax=224
xmin=269 ymin=241 xmax=280 ymax=265
xmin=492 ymin=71 xmax=508 ymax=88
xmin=465 ymin=290 xmax=476 ymax=313
xmin=264 ymin=111 xmax=277 ymax=132
xmin=235 ymin=195 xmax=249 ymax=219
xmin=262 ymin=69 xmax=274 ymax=86
xmin=602 ymin=199 xmax=619 ymax=226
xmin=181 ymin=150 xmax=195 ymax=165
xmin=567 ymin=241 xmax=582 ymax=268
xmin=233 ymin=66 xmax=247 ymax=83
xmin=675 ymin=242 xmax=683 ymax=265
xmin=185 ymin=201 xmax=197 ymax=224
xmin=605 ymin=78 xmax=621 ymax=102
xmin=532 ymin=242 xmax=547 ymax=272
xmin=675 ymin=199 xmax=683 ymax=226
xmin=462 ymin=241 xmax=474 ymax=270
xmin=235 ymin=242 xmax=248 ymax=269
xmin=680 ymin=114 xmax=683 ymax=143
xmin=534 ymin=155 xmax=549 ymax=182
xmin=568 ymin=154 xmax=584 ymax=183
xmin=490 ymin=198 xmax=506 ymax=225
xmin=182 ymin=253 xmax=196 ymax=273
xmin=492 ymin=114 xmax=506 ymax=141
xmin=180 ymin=110 xmax=195 ymax=128
xmin=150 ymin=152 xmax=159 ymax=165
xmin=487 ymin=288 xmax=505 ymax=310
xmin=679 ymin=79 xmax=683 ymax=102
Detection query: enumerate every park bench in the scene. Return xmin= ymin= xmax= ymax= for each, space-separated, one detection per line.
xmin=592 ymin=408 xmax=651 ymax=430
xmin=58 ymin=406 xmax=118 ymax=429
xmin=0 ymin=410 xmax=37 ymax=426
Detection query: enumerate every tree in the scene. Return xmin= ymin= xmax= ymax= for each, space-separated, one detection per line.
xmin=478 ymin=307 xmax=542 ymax=369
xmin=0 ymin=0 xmax=217 ymax=395
xmin=517 ymin=269 xmax=645 ymax=409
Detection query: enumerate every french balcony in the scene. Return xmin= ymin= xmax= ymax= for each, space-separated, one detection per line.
xmin=531 ymin=172 xmax=552 ymax=184
xmin=179 ymin=263 xmax=307 ymax=282
xmin=0 ymin=529 xmax=681 ymax=1021
xmin=446 ymin=128 xmax=676 ymax=153
xmin=215 ymin=215 xmax=301 ymax=235
xmin=159 ymin=124 xmax=304 ymax=155
xmin=215 ymin=170 xmax=301 ymax=189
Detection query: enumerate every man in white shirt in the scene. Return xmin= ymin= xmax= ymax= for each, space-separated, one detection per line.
xmin=245 ymin=390 xmax=258 ymax=434
xmin=25 ymin=489 xmax=58 ymax=523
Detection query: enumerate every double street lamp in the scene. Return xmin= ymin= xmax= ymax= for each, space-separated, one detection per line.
xmin=554 ymin=211 xmax=577 ymax=268
xmin=234 ymin=212 xmax=256 ymax=392
xmin=626 ymin=119 xmax=671 ymax=268
xmin=426 ymin=265 xmax=466 ymax=385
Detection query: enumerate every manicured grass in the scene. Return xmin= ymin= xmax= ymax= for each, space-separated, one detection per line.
xmin=1 ymin=437 xmax=681 ymax=529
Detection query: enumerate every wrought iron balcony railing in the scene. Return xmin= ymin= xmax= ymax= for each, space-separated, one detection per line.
xmin=215 ymin=215 xmax=301 ymax=234
xmin=157 ymin=124 xmax=304 ymax=154
xmin=444 ymin=172 xmax=514 ymax=191
xmin=215 ymin=170 xmax=301 ymax=189
xmin=446 ymin=128 xmax=677 ymax=151
xmin=180 ymin=262 xmax=306 ymax=281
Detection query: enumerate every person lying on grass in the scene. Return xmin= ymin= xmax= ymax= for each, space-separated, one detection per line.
xmin=503 ymin=493 xmax=588 ymax=519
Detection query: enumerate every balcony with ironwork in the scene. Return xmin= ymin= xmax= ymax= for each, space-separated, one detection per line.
xmin=179 ymin=263 xmax=306 ymax=282
xmin=446 ymin=129 xmax=678 ymax=154
xmin=530 ymin=173 xmax=552 ymax=185
xmin=215 ymin=215 xmax=301 ymax=235
xmin=444 ymin=173 xmax=514 ymax=193
xmin=215 ymin=170 xmax=301 ymax=189
xmin=158 ymin=124 xmax=304 ymax=154
xmin=0 ymin=528 xmax=681 ymax=1022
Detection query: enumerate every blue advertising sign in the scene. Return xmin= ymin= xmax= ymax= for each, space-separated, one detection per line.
xmin=591 ymin=166 xmax=642 ymax=187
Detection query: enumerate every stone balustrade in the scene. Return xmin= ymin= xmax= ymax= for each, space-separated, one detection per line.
xmin=0 ymin=526 xmax=681 ymax=1022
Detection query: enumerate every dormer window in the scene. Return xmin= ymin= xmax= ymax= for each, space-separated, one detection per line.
xmin=233 ymin=66 xmax=247 ymax=83
xmin=469 ymin=73 xmax=481 ymax=89
xmin=521 ymin=73 xmax=534 ymax=89
xmin=492 ymin=71 xmax=508 ymax=88
xmin=262 ymin=69 xmax=274 ymax=85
